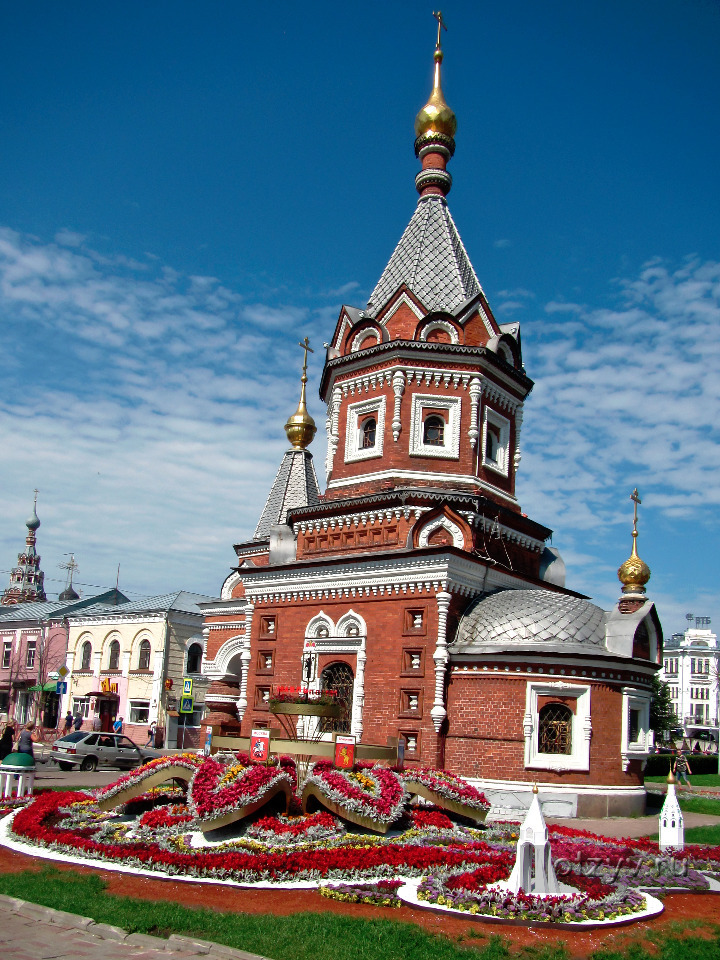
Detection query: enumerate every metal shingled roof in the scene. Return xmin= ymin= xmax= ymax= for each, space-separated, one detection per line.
xmin=367 ymin=195 xmax=482 ymax=318
xmin=453 ymin=589 xmax=607 ymax=651
xmin=254 ymin=449 xmax=321 ymax=540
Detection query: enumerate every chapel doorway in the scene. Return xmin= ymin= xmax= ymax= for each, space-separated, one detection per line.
xmin=320 ymin=662 xmax=354 ymax=734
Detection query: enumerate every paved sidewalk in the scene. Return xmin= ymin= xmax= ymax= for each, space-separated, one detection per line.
xmin=546 ymin=812 xmax=720 ymax=839
xmin=0 ymin=895 xmax=270 ymax=960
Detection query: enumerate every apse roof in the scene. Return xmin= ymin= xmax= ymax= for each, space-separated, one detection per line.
xmin=452 ymin=589 xmax=608 ymax=654
xmin=366 ymin=195 xmax=482 ymax=318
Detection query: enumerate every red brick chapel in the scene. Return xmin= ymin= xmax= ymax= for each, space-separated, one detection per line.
xmin=201 ymin=25 xmax=662 ymax=817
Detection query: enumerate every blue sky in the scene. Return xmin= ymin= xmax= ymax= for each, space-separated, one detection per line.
xmin=0 ymin=1 xmax=718 ymax=636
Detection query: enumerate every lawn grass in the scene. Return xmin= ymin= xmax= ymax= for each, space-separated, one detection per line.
xmin=646 ymin=775 xmax=720 ymax=787
xmin=2 ymin=866 xmax=720 ymax=960
xmin=682 ymin=824 xmax=720 ymax=845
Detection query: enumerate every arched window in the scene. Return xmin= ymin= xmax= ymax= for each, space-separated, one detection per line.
xmin=361 ymin=417 xmax=376 ymax=449
xmin=538 ymin=703 xmax=572 ymax=755
xmin=138 ymin=639 xmax=151 ymax=671
xmin=81 ymin=641 xmax=92 ymax=671
xmin=485 ymin=423 xmax=501 ymax=463
xmin=186 ymin=642 xmax=203 ymax=674
xmin=320 ymin=662 xmax=354 ymax=734
xmin=423 ymin=415 xmax=445 ymax=447
xmin=108 ymin=640 xmax=120 ymax=671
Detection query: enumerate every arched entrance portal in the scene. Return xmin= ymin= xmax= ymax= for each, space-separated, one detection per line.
xmin=320 ymin=662 xmax=354 ymax=734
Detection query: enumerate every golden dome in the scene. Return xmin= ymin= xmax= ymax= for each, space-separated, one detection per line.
xmin=284 ymin=338 xmax=317 ymax=450
xmin=415 ymin=48 xmax=457 ymax=139
xmin=617 ymin=537 xmax=651 ymax=594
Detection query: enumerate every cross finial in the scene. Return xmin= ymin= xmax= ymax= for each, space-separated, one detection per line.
xmin=630 ymin=487 xmax=641 ymax=535
xmin=59 ymin=553 xmax=79 ymax=588
xmin=298 ymin=336 xmax=314 ymax=384
xmin=433 ymin=10 xmax=447 ymax=49
xmin=33 ymin=488 xmax=38 ymax=507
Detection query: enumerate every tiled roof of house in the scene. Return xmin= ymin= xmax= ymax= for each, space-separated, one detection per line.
xmin=366 ymin=195 xmax=482 ymax=318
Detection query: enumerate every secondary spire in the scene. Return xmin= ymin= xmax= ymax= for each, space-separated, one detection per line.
xmin=284 ymin=337 xmax=317 ymax=450
xmin=1 ymin=490 xmax=47 ymax=605
xmin=617 ymin=487 xmax=651 ymax=596
xmin=414 ymin=10 xmax=457 ymax=198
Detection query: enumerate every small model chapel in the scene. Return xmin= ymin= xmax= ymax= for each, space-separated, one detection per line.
xmin=200 ymin=17 xmax=662 ymax=817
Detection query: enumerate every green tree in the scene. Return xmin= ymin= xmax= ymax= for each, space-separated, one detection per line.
xmin=650 ymin=673 xmax=679 ymax=740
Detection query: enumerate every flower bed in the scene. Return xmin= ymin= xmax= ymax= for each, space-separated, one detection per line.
xmin=189 ymin=753 xmax=293 ymax=830
xmin=302 ymin=761 xmax=407 ymax=832
xmin=403 ymin=768 xmax=490 ymax=822
xmin=320 ymin=879 xmax=403 ymax=907
xmin=245 ymin=812 xmax=345 ymax=845
xmin=95 ymin=754 xmax=203 ymax=811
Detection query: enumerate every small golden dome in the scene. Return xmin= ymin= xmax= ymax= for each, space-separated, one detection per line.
xmin=284 ymin=337 xmax=316 ymax=450
xmin=617 ymin=541 xmax=651 ymax=594
xmin=415 ymin=48 xmax=457 ymax=139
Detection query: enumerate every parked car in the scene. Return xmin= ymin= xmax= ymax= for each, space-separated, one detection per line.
xmin=50 ymin=731 xmax=161 ymax=772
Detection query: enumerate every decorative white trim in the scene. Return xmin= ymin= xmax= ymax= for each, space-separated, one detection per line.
xmin=431 ymin=591 xmax=452 ymax=731
xmin=221 ymin=571 xmax=242 ymax=601
xmin=350 ymin=328 xmax=381 ymax=352
xmin=202 ymin=633 xmax=246 ymax=681
xmin=523 ymin=681 xmax=591 ymax=773
xmin=468 ymin=377 xmax=482 ymax=448
xmin=482 ymin=407 xmax=511 ymax=477
xmin=376 ymin=292 xmax=424 ymax=326
xmin=344 ymin=396 xmax=387 ymax=463
xmin=237 ymin=605 xmax=254 ymax=721
xmin=392 ymin=371 xmax=405 ymax=441
xmin=418 ymin=319 xmax=459 ymax=344
xmin=621 ymin=685 xmax=653 ymax=771
xmin=293 ymin=504 xmax=429 ymax=535
xmin=332 ymin=313 xmax=353 ymax=353
xmin=326 ymin=385 xmax=342 ymax=481
xmin=327 ymin=467 xmax=520 ymax=503
xmin=409 ymin=394 xmax=461 ymax=459
xmin=417 ymin=516 xmax=465 ymax=550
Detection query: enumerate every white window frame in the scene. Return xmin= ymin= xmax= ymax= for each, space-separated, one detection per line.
xmin=129 ymin=699 xmax=151 ymax=724
xmin=621 ymin=686 xmax=653 ymax=770
xmin=523 ymin=681 xmax=591 ymax=772
xmin=482 ymin=406 xmax=511 ymax=477
xmin=344 ymin=396 xmax=386 ymax=463
xmin=2 ymin=640 xmax=11 ymax=669
xmin=72 ymin=696 xmax=91 ymax=719
xmin=409 ymin=394 xmax=461 ymax=460
xmin=25 ymin=640 xmax=36 ymax=668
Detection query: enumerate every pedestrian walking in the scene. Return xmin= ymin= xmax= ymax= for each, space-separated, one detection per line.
xmin=113 ymin=716 xmax=123 ymax=734
xmin=62 ymin=711 xmax=73 ymax=735
xmin=145 ymin=721 xmax=156 ymax=748
xmin=673 ymin=749 xmax=692 ymax=786
xmin=73 ymin=713 xmax=83 ymax=731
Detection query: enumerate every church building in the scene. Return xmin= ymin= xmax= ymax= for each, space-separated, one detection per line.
xmin=201 ymin=25 xmax=662 ymax=817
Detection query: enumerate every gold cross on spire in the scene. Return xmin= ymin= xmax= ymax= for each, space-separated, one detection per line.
xmin=630 ymin=487 xmax=641 ymax=536
xmin=433 ymin=10 xmax=447 ymax=49
xmin=298 ymin=336 xmax=314 ymax=385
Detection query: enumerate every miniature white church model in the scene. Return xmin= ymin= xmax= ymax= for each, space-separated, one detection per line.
xmin=659 ymin=771 xmax=684 ymax=851
xmin=507 ymin=785 xmax=560 ymax=895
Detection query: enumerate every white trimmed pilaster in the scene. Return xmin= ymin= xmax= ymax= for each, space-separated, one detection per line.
xmin=431 ymin=591 xmax=452 ymax=732
xmin=391 ymin=371 xmax=405 ymax=441
xmin=351 ymin=634 xmax=367 ymax=740
xmin=468 ymin=377 xmax=482 ymax=448
xmin=236 ymin=603 xmax=254 ymax=721
xmin=326 ymin=385 xmax=342 ymax=481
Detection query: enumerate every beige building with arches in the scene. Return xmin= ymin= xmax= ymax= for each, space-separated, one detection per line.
xmin=62 ymin=591 xmax=212 ymax=748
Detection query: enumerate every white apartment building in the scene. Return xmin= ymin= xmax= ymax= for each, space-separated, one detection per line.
xmin=661 ymin=619 xmax=718 ymax=748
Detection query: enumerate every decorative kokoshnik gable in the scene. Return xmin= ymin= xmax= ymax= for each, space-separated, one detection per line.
xmin=200 ymin=16 xmax=663 ymax=818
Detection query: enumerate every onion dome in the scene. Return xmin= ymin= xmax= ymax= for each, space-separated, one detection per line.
xmin=617 ymin=488 xmax=651 ymax=595
xmin=284 ymin=338 xmax=317 ymax=450
xmin=26 ymin=494 xmax=40 ymax=532
xmin=414 ymin=13 xmax=456 ymax=199
xmin=415 ymin=47 xmax=457 ymax=139
xmin=59 ymin=585 xmax=80 ymax=601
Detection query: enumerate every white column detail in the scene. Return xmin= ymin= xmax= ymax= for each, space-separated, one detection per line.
xmin=236 ymin=603 xmax=254 ymax=721
xmin=431 ymin=591 xmax=452 ymax=732
xmin=468 ymin=377 xmax=482 ymax=448
xmin=150 ymin=648 xmax=164 ymax=723
xmin=392 ymin=371 xmax=405 ymax=441
xmin=326 ymin=385 xmax=342 ymax=480
xmin=514 ymin=403 xmax=524 ymax=470
xmin=351 ymin=633 xmax=367 ymax=740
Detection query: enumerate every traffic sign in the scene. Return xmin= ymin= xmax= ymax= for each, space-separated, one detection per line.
xmin=179 ymin=695 xmax=194 ymax=714
xmin=182 ymin=678 xmax=193 ymax=696
xmin=58 ymin=665 xmax=69 ymax=678
xmin=56 ymin=681 xmax=67 ymax=695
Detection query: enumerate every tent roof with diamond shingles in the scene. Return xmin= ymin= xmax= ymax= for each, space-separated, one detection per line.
xmin=253 ymin=449 xmax=320 ymax=541
xmin=366 ymin=195 xmax=482 ymax=318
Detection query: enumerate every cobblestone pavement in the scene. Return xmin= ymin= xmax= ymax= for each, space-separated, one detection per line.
xmin=0 ymin=896 xmax=270 ymax=960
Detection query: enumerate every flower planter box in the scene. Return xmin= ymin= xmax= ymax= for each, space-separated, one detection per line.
xmin=404 ymin=780 xmax=489 ymax=823
xmin=301 ymin=781 xmax=391 ymax=834
xmin=270 ymin=702 xmax=341 ymax=718
xmin=196 ymin=779 xmax=292 ymax=833
xmin=96 ymin=764 xmax=195 ymax=812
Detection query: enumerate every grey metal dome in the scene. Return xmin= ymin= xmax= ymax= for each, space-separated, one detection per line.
xmin=453 ymin=589 xmax=607 ymax=653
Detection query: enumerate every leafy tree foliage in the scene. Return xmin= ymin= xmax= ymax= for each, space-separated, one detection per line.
xmin=650 ymin=673 xmax=679 ymax=739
